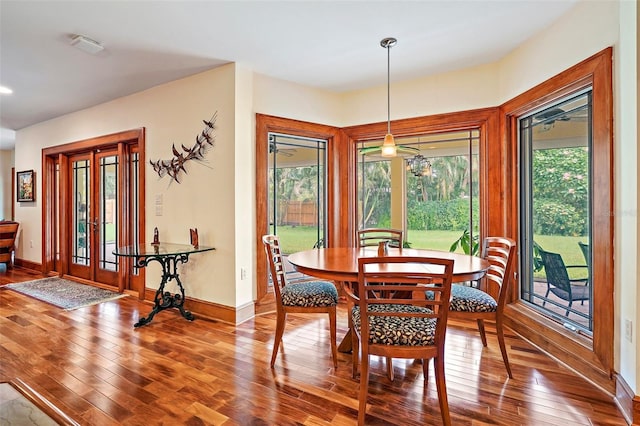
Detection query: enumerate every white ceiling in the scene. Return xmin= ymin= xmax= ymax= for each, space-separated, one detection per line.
xmin=0 ymin=0 xmax=579 ymax=149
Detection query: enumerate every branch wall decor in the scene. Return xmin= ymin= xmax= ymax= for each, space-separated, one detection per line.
xmin=150 ymin=112 xmax=217 ymax=183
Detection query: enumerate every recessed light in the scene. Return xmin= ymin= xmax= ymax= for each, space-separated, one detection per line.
xmin=0 ymin=86 xmax=13 ymax=95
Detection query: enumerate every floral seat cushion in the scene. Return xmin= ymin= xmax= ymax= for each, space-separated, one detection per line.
xmin=449 ymin=284 xmax=497 ymax=312
xmin=281 ymin=281 xmax=338 ymax=307
xmin=352 ymin=304 xmax=436 ymax=346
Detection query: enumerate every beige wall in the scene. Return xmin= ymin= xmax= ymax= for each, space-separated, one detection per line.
xmin=0 ymin=149 xmax=14 ymax=220
xmin=616 ymin=0 xmax=639 ymax=393
xmin=15 ymin=65 xmax=239 ymax=306
xmin=11 ymin=0 xmax=636 ymax=393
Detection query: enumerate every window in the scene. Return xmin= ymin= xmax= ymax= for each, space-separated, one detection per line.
xmin=357 ymin=130 xmax=480 ymax=253
xmin=519 ymin=91 xmax=593 ymax=333
xmin=503 ymin=48 xmax=613 ymax=388
xmin=267 ymin=133 xmax=326 ymax=254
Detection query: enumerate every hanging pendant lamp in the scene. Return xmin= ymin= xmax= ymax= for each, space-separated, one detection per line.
xmin=359 ymin=37 xmax=418 ymax=158
xmin=380 ymin=37 xmax=398 ymax=157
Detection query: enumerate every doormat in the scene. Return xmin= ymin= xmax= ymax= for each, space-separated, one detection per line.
xmin=5 ymin=277 xmax=127 ymax=310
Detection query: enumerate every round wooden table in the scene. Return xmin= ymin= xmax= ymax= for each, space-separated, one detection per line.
xmin=287 ymin=247 xmax=490 ymax=352
xmin=287 ymin=247 xmax=489 ymax=283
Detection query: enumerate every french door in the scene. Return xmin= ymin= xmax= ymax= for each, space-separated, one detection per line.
xmin=68 ymin=150 xmax=119 ymax=285
xmin=42 ymin=128 xmax=145 ymax=295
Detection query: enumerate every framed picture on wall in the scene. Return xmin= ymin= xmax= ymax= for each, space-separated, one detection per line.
xmin=17 ymin=170 xmax=35 ymax=202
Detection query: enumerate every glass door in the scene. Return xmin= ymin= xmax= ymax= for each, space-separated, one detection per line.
xmin=67 ymin=150 xmax=119 ymax=286
xmin=267 ymin=132 xmax=326 ymax=255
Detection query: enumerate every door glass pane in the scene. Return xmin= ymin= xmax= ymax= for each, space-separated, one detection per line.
xmin=99 ymin=155 xmax=118 ymax=272
xmin=519 ymin=91 xmax=592 ymax=333
xmin=72 ymin=159 xmax=90 ymax=266
xmin=131 ymin=152 xmax=140 ymax=276
xmin=267 ymin=133 xmax=326 ymax=254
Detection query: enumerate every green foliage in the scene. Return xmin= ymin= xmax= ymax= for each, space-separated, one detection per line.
xmin=448 ymin=229 xmax=479 ymax=255
xmin=532 ymin=147 xmax=588 ymax=236
xmin=533 ymin=199 xmax=585 ymax=236
xmin=532 ymin=240 xmax=544 ymax=272
xmin=407 ymin=198 xmax=479 ymax=231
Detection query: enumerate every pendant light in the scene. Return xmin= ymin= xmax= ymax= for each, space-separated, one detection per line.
xmin=380 ymin=37 xmax=398 ymax=157
xmin=358 ymin=38 xmax=417 ymax=158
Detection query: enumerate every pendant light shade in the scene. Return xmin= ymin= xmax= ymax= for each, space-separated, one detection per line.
xmin=381 ymin=133 xmax=396 ymax=157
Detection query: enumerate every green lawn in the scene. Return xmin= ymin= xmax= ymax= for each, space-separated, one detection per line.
xmin=275 ymin=225 xmax=588 ymax=279
xmin=276 ymin=226 xmax=587 ymax=259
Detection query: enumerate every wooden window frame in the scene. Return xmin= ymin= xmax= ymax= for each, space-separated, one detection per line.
xmin=501 ymin=48 xmax=614 ymax=392
xmin=342 ymin=108 xmax=504 ymax=244
xmin=255 ymin=114 xmax=343 ymax=312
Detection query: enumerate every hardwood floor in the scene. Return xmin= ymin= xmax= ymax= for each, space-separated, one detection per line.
xmin=0 ymin=267 xmax=626 ymax=425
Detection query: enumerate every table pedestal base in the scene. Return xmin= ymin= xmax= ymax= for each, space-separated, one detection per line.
xmin=134 ymin=252 xmax=193 ymax=328
xmin=134 ymin=288 xmax=193 ymax=327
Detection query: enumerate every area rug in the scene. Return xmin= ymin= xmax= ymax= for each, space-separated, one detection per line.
xmin=5 ymin=277 xmax=127 ymax=310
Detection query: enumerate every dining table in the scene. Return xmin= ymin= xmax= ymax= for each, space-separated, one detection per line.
xmin=286 ymin=246 xmax=490 ymax=352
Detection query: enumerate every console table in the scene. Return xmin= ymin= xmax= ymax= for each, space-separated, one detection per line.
xmin=113 ymin=243 xmax=215 ymax=327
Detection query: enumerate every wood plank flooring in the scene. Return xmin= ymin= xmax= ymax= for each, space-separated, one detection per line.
xmin=0 ymin=267 xmax=626 ymax=425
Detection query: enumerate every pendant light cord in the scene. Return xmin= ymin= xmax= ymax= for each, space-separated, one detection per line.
xmin=386 ymin=42 xmax=391 ymax=134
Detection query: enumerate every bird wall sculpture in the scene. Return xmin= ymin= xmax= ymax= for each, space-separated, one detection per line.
xmin=149 ymin=112 xmax=217 ymax=184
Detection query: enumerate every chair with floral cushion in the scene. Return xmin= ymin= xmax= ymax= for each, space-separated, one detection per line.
xmin=262 ymin=234 xmax=338 ymax=368
xmin=353 ymin=228 xmax=403 ymax=380
xmin=351 ymin=255 xmax=454 ymax=426
xmin=447 ymin=236 xmax=517 ymax=378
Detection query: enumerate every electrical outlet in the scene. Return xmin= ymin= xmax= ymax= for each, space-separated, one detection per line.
xmin=240 ymin=268 xmax=247 ymax=280
xmin=30 ymin=240 xmax=33 ymax=248
xmin=624 ymin=319 xmax=633 ymax=342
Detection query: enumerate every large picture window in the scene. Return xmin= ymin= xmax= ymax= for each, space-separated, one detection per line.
xmin=503 ymin=48 xmax=613 ymax=390
xmin=357 ymin=130 xmax=480 ymax=253
xmin=519 ymin=91 xmax=593 ymax=332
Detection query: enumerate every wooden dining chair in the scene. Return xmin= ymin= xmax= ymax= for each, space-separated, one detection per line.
xmin=351 ymin=255 xmax=455 ymax=426
xmin=447 ymin=236 xmax=517 ymax=378
xmin=353 ymin=227 xmax=403 ymax=379
xmin=356 ymin=228 xmax=403 ymax=249
xmin=262 ymin=234 xmax=338 ymax=368
xmin=0 ymin=221 xmax=19 ymax=269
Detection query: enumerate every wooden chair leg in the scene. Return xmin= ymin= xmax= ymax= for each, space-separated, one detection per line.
xmin=433 ymin=355 xmax=451 ymax=426
xmin=351 ymin=325 xmax=359 ymax=379
xmin=358 ymin=353 xmax=370 ymax=426
xmin=270 ymin=310 xmax=286 ymax=368
xmin=386 ymin=357 xmax=394 ymax=381
xmin=496 ymin=317 xmax=513 ymax=379
xmin=421 ymin=358 xmax=430 ymax=383
xmin=329 ymin=308 xmax=338 ymax=369
xmin=477 ymin=319 xmax=488 ymax=347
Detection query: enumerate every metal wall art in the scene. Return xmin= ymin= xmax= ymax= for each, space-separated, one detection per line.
xmin=150 ymin=112 xmax=217 ymax=183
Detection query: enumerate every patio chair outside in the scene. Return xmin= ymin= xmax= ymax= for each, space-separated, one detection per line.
xmin=539 ymin=249 xmax=589 ymax=316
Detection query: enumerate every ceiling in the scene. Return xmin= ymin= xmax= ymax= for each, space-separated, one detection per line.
xmin=0 ymin=0 xmax=579 ymax=149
